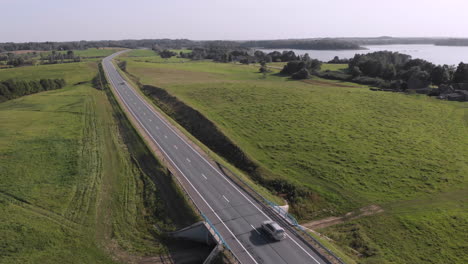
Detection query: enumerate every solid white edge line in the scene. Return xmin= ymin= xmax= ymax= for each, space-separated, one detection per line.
xmin=251 ymin=224 xmax=261 ymax=235
xmin=104 ymin=57 xmax=258 ymax=264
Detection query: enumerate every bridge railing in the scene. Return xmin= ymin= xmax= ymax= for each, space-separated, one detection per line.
xmin=215 ymin=163 xmax=346 ymax=264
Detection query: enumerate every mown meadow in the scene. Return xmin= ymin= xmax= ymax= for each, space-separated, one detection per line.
xmin=122 ymin=54 xmax=468 ymax=264
xmin=0 ymin=55 xmax=198 ymax=263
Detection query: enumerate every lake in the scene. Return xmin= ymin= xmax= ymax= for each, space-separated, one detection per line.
xmin=258 ymin=44 xmax=468 ymax=66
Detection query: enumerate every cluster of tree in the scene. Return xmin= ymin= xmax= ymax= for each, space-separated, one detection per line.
xmin=327 ymin=56 xmax=350 ymax=64
xmin=311 ymin=51 xmax=468 ymax=92
xmin=346 ymin=51 xmax=468 ymax=90
xmin=0 ymin=52 xmax=37 ymax=67
xmin=453 ymin=62 xmax=468 ymax=83
xmin=280 ymin=54 xmax=322 ymax=79
xmin=39 ymin=50 xmax=81 ymax=64
xmin=157 ymin=49 xmax=178 ymax=58
xmin=0 ymin=78 xmax=66 ymax=102
xmin=241 ymin=39 xmax=363 ymax=50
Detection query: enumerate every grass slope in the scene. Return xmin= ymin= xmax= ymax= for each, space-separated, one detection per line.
xmin=0 ymin=62 xmax=196 ymax=263
xmin=123 ymin=58 xmax=468 ymax=263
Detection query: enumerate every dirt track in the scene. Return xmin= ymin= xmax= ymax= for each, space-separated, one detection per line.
xmin=303 ymin=205 xmax=384 ymax=230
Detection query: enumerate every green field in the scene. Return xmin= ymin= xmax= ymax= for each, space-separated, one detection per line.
xmin=321 ymin=63 xmax=347 ymax=71
xmin=122 ymin=57 xmax=468 ymax=263
xmin=0 ymin=62 xmax=197 ymax=263
xmin=121 ymin=49 xmax=190 ymax=63
xmin=125 ymin=49 xmax=157 ymax=57
xmin=0 ymin=62 xmax=96 ymax=83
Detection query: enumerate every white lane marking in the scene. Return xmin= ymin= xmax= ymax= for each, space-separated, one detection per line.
xmin=143 ymin=112 xmax=146 ymax=115
xmin=174 ymin=145 xmax=178 ymax=150
xmin=223 ymin=195 xmax=230 ymax=203
xmin=164 ymin=135 xmax=168 ymax=139
xmin=251 ymin=224 xmax=261 ymax=235
xmin=149 ymin=119 xmax=152 ymax=122
xmin=201 ymin=173 xmax=207 ymax=180
xmin=107 ymin=80 xmax=257 ymax=264
xmin=186 ymin=158 xmax=191 ymax=163
xmin=285 ymin=234 xmax=321 ymax=263
xmin=128 ymin=86 xmax=322 ymax=264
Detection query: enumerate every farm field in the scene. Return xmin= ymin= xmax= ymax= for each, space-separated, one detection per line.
xmin=0 ymin=62 xmax=197 ymax=263
xmin=122 ymin=56 xmax=468 ymax=263
xmin=121 ymin=49 xmax=189 ymax=63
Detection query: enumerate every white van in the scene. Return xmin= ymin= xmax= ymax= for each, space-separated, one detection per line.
xmin=261 ymin=220 xmax=286 ymax=241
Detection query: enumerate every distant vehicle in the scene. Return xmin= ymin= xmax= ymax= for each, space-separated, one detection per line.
xmin=261 ymin=220 xmax=286 ymax=241
xmin=120 ymin=82 xmax=125 ymax=85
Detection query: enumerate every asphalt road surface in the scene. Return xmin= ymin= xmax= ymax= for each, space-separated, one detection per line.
xmin=103 ymin=51 xmax=329 ymax=264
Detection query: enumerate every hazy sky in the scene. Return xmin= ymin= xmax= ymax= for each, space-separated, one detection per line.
xmin=1 ymin=0 xmax=467 ymax=42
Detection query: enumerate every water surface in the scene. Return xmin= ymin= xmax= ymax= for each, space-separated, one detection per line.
xmin=259 ymin=44 xmax=468 ymax=65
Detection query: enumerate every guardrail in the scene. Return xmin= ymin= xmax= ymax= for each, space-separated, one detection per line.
xmin=215 ymin=163 xmax=346 ymax=264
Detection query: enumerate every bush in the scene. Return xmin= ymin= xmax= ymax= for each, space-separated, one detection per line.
xmin=281 ymin=61 xmax=306 ymax=75
xmin=352 ymin=76 xmax=390 ymax=88
xmin=316 ymin=71 xmax=352 ymax=81
xmin=292 ymin=68 xmax=310 ymax=79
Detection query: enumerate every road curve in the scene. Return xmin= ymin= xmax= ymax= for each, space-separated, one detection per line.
xmin=103 ymin=51 xmax=329 ymax=264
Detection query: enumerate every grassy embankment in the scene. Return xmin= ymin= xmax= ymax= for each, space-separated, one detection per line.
xmin=0 ymin=61 xmax=198 ymax=263
xmin=121 ymin=55 xmax=468 ymax=264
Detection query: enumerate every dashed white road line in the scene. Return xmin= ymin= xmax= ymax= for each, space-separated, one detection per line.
xmin=223 ymin=195 xmax=230 ymax=203
xmin=174 ymin=145 xmax=178 ymax=150
xmin=164 ymin=135 xmax=168 ymax=139
xmin=201 ymin=173 xmax=208 ymax=180
xmin=186 ymin=158 xmax=191 ymax=163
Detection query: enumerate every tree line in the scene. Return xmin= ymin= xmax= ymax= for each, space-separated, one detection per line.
xmin=0 ymin=78 xmax=66 ymax=102
xmin=0 ymin=50 xmax=82 ymax=68
xmin=241 ymin=39 xmax=363 ymax=50
xmin=39 ymin=50 xmax=81 ymax=64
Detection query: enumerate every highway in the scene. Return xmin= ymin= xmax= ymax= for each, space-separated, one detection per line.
xmin=103 ymin=51 xmax=329 ymax=264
